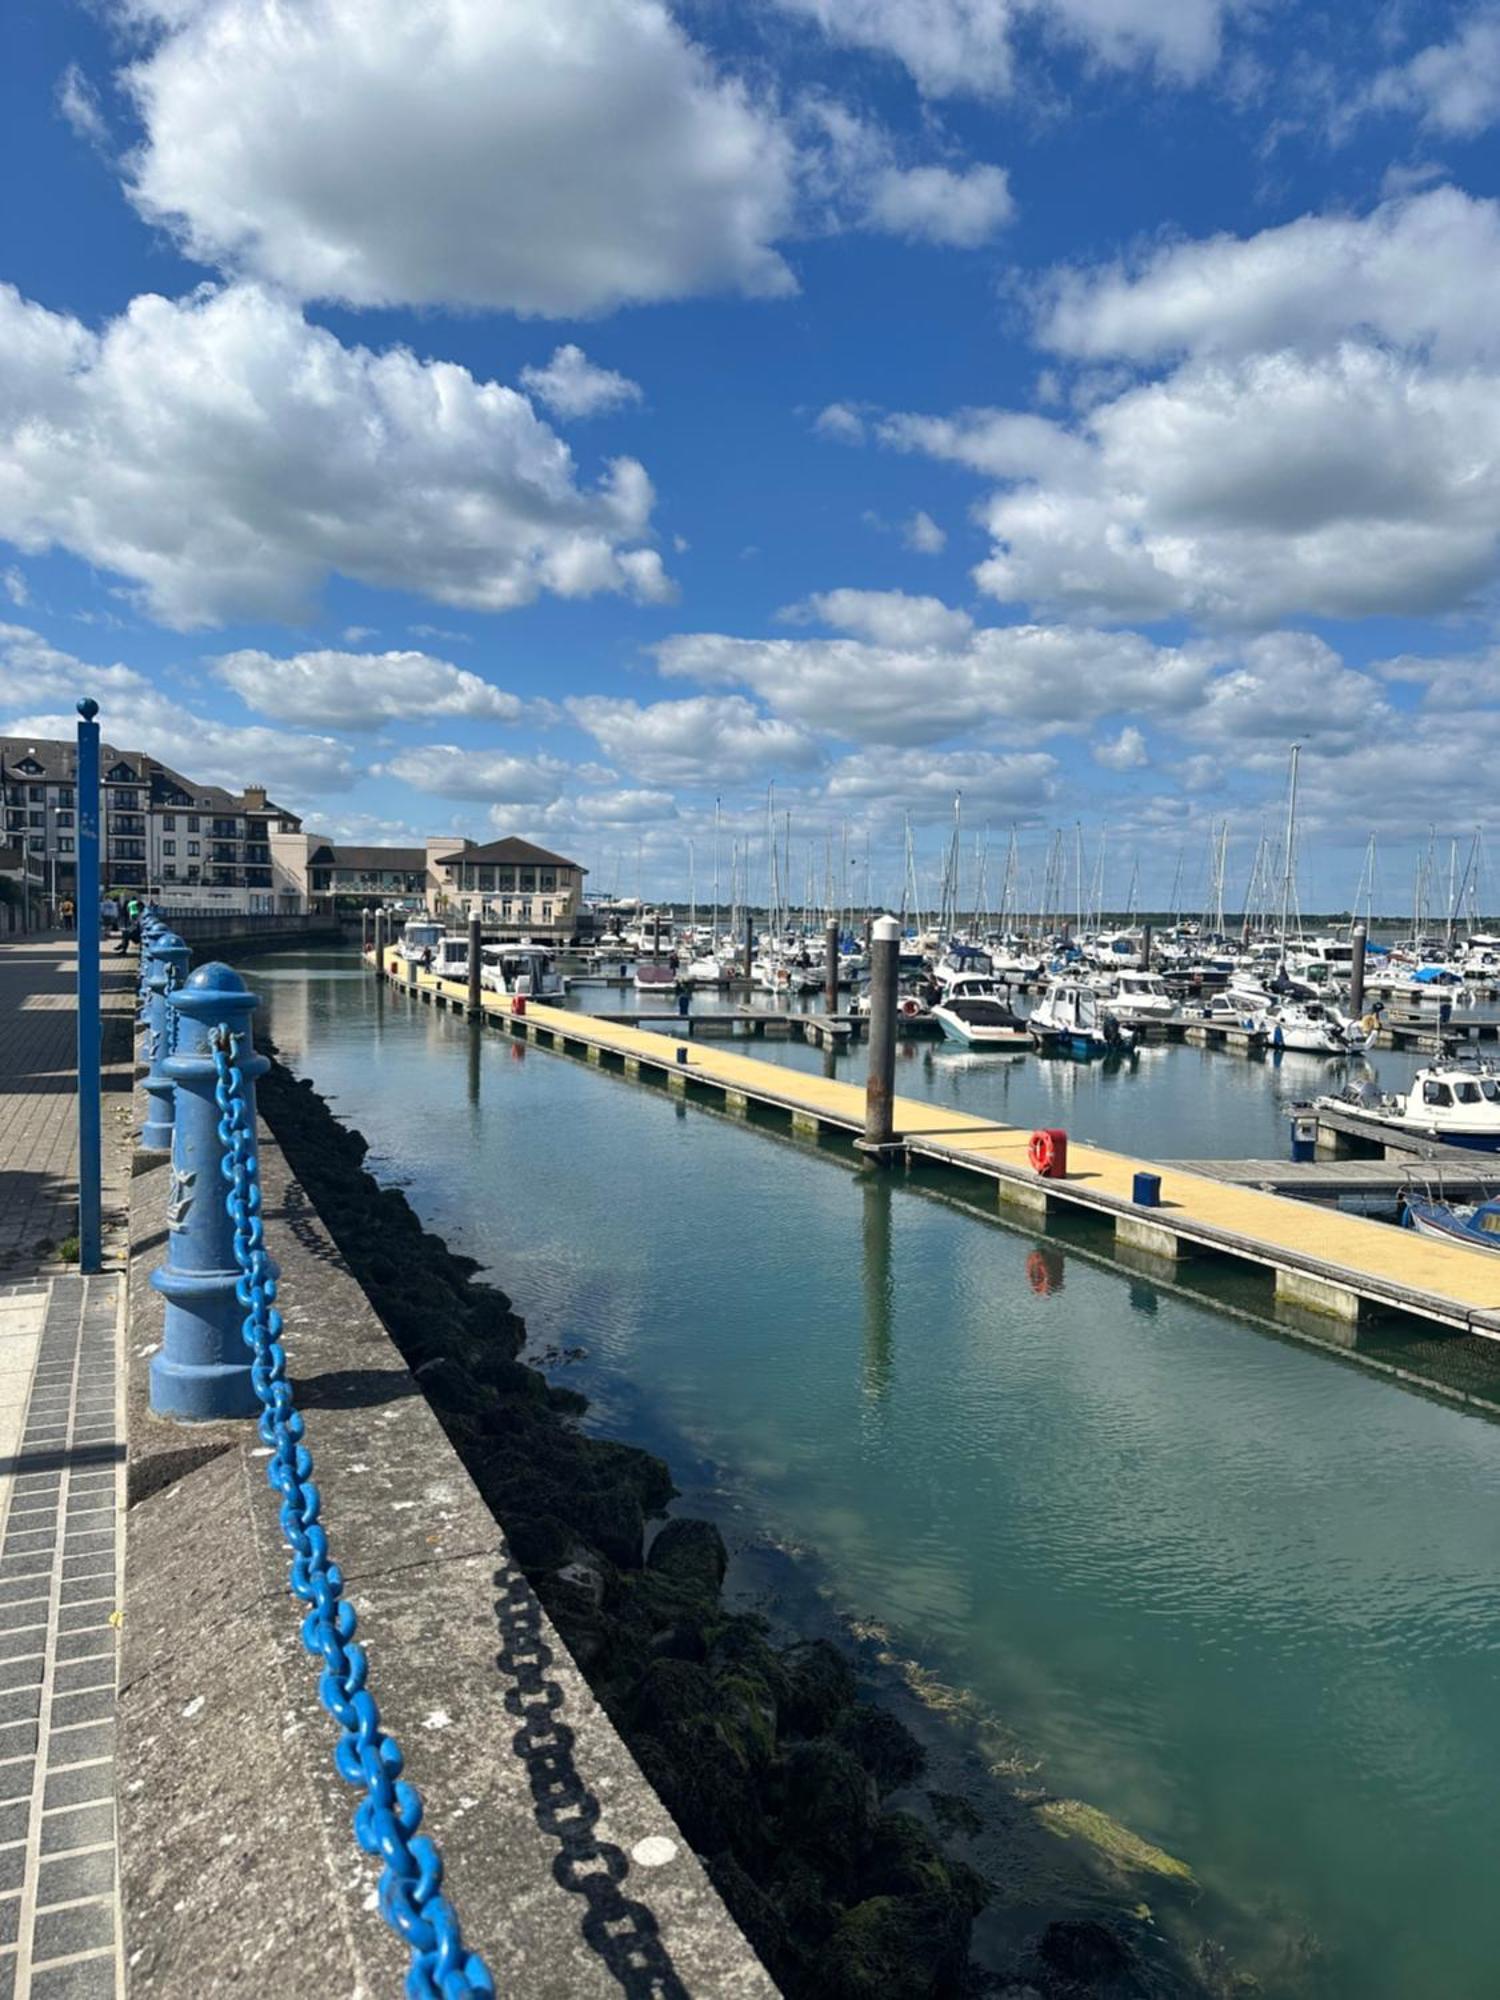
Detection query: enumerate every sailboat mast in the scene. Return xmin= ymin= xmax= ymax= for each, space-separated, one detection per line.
xmin=1278 ymin=744 xmax=1300 ymax=964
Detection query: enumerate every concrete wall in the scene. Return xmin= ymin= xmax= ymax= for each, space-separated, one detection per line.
xmin=121 ymin=1117 xmax=775 ymax=1997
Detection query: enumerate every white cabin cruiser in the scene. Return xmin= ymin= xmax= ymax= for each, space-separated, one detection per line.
xmin=1027 ymin=979 xmax=1137 ymax=1056
xmin=931 ymin=975 xmax=1030 ymax=1049
xmin=480 ymin=942 xmax=568 ymax=999
xmin=933 ymin=944 xmax=995 ymax=990
xmin=398 ymin=918 xmax=445 ymax=965
xmin=1256 ymin=997 xmax=1372 ymax=1055
xmin=1090 ymin=970 xmax=1175 ymax=1022
xmin=1318 ymin=1060 xmax=1500 ymax=1151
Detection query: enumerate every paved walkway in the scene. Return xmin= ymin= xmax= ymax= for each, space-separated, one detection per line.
xmin=0 ymin=941 xmax=132 ymax=1277
xmin=0 ymin=939 xmax=131 ymax=1998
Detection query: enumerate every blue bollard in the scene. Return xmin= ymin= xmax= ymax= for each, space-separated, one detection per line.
xmin=140 ymin=932 xmax=191 ymax=1152
xmin=137 ymin=924 xmax=167 ymax=1030
xmin=149 ymin=963 xmax=268 ymax=1420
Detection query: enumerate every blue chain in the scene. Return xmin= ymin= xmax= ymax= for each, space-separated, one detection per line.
xmin=210 ymin=1028 xmax=495 ymax=2000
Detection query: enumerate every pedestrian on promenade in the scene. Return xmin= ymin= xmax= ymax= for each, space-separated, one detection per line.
xmin=59 ymin=898 xmax=75 ymax=931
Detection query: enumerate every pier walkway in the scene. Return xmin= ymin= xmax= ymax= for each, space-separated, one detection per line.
xmin=0 ymin=937 xmax=133 ymax=2000
xmin=382 ymin=949 xmax=1500 ymax=1339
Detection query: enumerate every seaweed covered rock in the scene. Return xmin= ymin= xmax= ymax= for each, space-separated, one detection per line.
xmin=782 ymin=1638 xmax=859 ymax=1737
xmin=835 ymin=1704 xmax=927 ymax=1793
xmin=648 ymin=1515 xmax=729 ymax=1593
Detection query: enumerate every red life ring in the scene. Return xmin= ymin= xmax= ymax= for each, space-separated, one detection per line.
xmin=1029 ymin=1128 xmax=1067 ymax=1177
xmin=900 ymin=996 xmax=921 ymax=1017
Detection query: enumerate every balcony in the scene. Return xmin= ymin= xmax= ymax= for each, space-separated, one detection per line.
xmin=112 ymin=815 xmax=146 ymax=836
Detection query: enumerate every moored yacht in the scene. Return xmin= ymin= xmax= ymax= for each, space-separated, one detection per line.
xmin=1317 ymin=1059 xmax=1500 ymax=1151
xmin=480 ymin=942 xmax=568 ymax=999
xmin=930 ymin=975 xmax=1030 ymax=1049
xmin=1027 ymin=978 xmax=1137 ymax=1057
xmin=1090 ymin=969 xmax=1175 ymax=1023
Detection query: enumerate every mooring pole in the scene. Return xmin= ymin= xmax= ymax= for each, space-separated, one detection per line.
xmin=75 ymin=698 xmax=102 ymax=1273
xmin=860 ymin=915 xmax=901 ymax=1157
xmin=1141 ymin=923 xmax=1152 ymax=971
xmin=743 ymin=913 xmax=754 ymax=981
xmin=1350 ymin=923 xmax=1367 ymax=1018
xmin=824 ymin=917 xmax=840 ymax=1013
xmin=373 ymin=907 xmax=387 ymax=971
xmin=361 ymin=907 xmax=371 ymax=953
xmin=467 ymin=908 xmax=482 ymax=1014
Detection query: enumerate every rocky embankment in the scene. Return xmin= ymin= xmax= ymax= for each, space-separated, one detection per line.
xmin=258 ymin=1045 xmax=1220 ymax=1999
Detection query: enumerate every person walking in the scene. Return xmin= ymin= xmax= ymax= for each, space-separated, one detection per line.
xmin=59 ymin=897 xmax=75 ymax=932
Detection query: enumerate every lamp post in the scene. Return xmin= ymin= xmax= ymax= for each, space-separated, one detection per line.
xmin=76 ymin=698 xmax=102 ymax=1273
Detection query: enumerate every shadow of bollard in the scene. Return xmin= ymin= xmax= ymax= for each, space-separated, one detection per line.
xmin=491 ymin=1562 xmax=690 ymax=2000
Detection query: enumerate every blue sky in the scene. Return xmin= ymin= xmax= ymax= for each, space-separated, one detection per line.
xmin=3 ymin=0 xmax=1500 ymax=914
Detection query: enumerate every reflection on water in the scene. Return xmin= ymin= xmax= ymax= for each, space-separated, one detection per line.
xmin=260 ymin=950 xmax=1500 ymax=1999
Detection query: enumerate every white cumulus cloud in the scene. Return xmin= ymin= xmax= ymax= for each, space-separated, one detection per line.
xmin=866 ymin=164 xmax=1014 ymax=247
xmin=0 ymin=281 xmax=673 ymax=629
xmin=214 ymin=649 xmax=527 ymax=729
xmin=1092 ymin=725 xmax=1148 ymax=770
xmin=118 ymin=0 xmax=800 ymax=317
xmin=770 ymin=0 xmax=1228 ymax=99
xmin=903 ymin=510 xmax=946 ymax=553
xmin=874 ymin=188 xmax=1500 ymax=623
xmin=782 ymin=588 xmax=974 ymax=648
xmin=566 ymin=693 xmax=821 ymax=784
xmin=1364 ymin=8 xmax=1500 ymax=136
xmin=520 ymin=346 xmax=644 ymax=420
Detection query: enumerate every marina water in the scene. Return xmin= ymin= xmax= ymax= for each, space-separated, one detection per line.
xmin=263 ymin=948 xmax=1500 ymax=1997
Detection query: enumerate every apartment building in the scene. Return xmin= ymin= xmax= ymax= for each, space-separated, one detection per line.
xmin=0 ymin=736 xmax=302 ymax=917
xmin=435 ymin=836 xmax=587 ymax=939
xmin=270 ymin=829 xmax=588 ymax=937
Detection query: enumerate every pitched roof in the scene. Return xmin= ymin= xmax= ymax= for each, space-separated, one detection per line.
xmin=1 ymin=736 xmax=295 ymax=821
xmin=451 ymin=836 xmax=584 ymax=870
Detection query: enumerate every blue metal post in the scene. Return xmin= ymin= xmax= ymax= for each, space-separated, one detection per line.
xmin=149 ymin=963 xmax=267 ymax=1419
xmin=140 ymin=932 xmax=190 ymax=1152
xmin=75 ymin=699 xmax=102 ymax=1274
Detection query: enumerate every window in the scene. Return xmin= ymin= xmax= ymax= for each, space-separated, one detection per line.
xmin=164 ymin=864 xmax=177 ymax=879
xmin=187 ymin=841 xmax=200 ymax=857
xmin=28 ymin=835 xmax=43 ymax=851
xmin=1455 ymin=1081 xmax=1481 ymax=1103
xmin=539 ymin=869 xmax=556 ymax=892
xmin=57 ymin=837 xmax=73 ymax=854
xmin=162 ymin=814 xmax=176 ymax=831
xmin=541 ymin=903 xmax=553 ymax=922
xmin=57 ymin=789 xmax=72 ymax=807
xmin=28 ymin=811 xmax=43 ymax=828
xmin=28 ymin=786 xmax=43 ymax=802
xmin=1483 ymin=1081 xmax=1500 ymax=1103
xmin=55 ymin=811 xmax=73 ymax=828
xmin=1423 ymin=1081 xmax=1453 ymax=1106
xmin=162 ymin=839 xmax=176 ymax=856
xmin=497 ymin=866 xmax=515 ymax=891
xmin=519 ymin=868 xmax=536 ymax=892
xmin=187 ymin=816 xmax=199 ymax=833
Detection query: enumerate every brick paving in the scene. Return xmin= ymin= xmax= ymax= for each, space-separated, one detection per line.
xmin=0 ymin=940 xmax=133 ymax=1278
xmin=0 ymin=940 xmax=131 ymax=1997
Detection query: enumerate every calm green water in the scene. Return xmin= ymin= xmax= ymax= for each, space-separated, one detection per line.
xmin=260 ymin=951 xmax=1500 ymax=1997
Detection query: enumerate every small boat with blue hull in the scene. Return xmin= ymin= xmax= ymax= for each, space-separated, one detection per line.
xmin=1027 ymin=979 xmax=1137 ymax=1058
xmin=1317 ymin=1059 xmax=1500 ymax=1152
xmin=1403 ymin=1191 xmax=1500 ymax=1249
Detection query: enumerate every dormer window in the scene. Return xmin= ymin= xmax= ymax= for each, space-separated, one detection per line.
xmin=17 ymin=758 xmax=41 ymax=775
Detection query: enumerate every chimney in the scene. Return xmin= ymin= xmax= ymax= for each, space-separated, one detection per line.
xmin=243 ymin=785 xmax=268 ymax=811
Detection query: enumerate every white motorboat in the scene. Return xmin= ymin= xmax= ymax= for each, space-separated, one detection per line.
xmin=480 ymin=942 xmax=568 ymax=999
xmin=931 ymin=975 xmax=1030 ymax=1049
xmin=753 ymin=954 xmax=819 ymax=996
xmin=1090 ymin=970 xmax=1175 ymax=1022
xmin=685 ymin=952 xmax=729 ymax=986
xmin=1256 ymin=997 xmax=1371 ymax=1055
xmin=1027 ymin=979 xmax=1136 ymax=1056
xmin=1318 ymin=1060 xmax=1500 ymax=1151
xmin=933 ymin=944 xmax=995 ymax=990
xmin=398 ymin=918 xmax=444 ymax=965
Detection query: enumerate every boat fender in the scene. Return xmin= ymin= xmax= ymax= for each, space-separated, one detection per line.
xmin=1028 ymin=1128 xmax=1068 ymax=1178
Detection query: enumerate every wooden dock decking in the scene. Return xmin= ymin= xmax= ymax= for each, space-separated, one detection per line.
xmin=373 ymin=949 xmax=1500 ymax=1340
